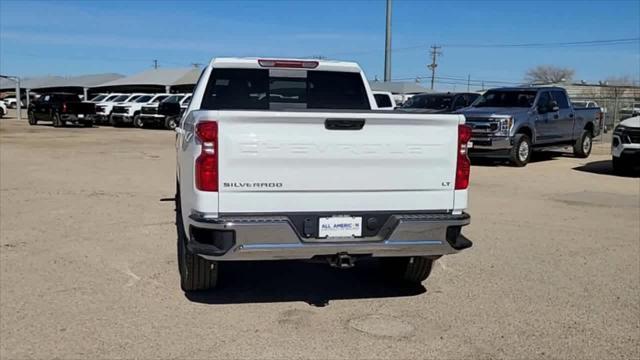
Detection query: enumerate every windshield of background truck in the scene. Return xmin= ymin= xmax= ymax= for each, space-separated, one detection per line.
xmin=112 ymin=95 xmax=129 ymax=102
xmin=401 ymin=94 xmax=453 ymax=110
xmin=151 ymin=95 xmax=169 ymax=103
xmin=90 ymin=94 xmax=107 ymax=101
xmin=135 ymin=95 xmax=153 ymax=103
xmin=473 ymin=90 xmax=537 ymax=108
xmin=163 ymin=95 xmax=185 ymax=103
xmin=104 ymin=94 xmax=120 ymax=102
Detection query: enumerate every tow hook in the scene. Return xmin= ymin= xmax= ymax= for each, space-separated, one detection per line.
xmin=328 ymin=253 xmax=355 ymax=269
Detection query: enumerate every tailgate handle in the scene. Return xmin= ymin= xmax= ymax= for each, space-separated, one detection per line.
xmin=325 ymin=118 xmax=365 ymax=130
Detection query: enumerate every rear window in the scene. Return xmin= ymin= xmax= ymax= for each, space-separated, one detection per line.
xmin=201 ymin=68 xmax=370 ymax=110
xmin=54 ymin=94 xmax=81 ymax=102
xmin=374 ymin=94 xmax=393 ymax=108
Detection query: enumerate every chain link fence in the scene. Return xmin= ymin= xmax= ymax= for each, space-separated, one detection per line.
xmin=564 ymin=84 xmax=639 ymax=144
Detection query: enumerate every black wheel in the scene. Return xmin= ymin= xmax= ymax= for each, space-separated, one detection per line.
xmin=83 ymin=121 xmax=93 ymax=128
xmin=165 ymin=116 xmax=178 ymax=130
xmin=509 ymin=134 xmax=532 ymax=167
xmin=573 ymin=130 xmax=592 ymax=158
xmin=176 ymin=182 xmax=218 ymax=291
xmin=28 ymin=111 xmax=37 ymax=125
xmin=109 ymin=114 xmax=117 ymax=127
xmin=0 ymin=108 xmax=5 ymax=118
xmin=382 ymin=256 xmax=435 ymax=284
xmin=52 ymin=113 xmax=63 ymax=127
xmin=133 ymin=114 xmax=144 ymax=128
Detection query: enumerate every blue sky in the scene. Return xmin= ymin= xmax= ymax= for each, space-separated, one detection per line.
xmin=1 ymin=0 xmax=638 ymax=90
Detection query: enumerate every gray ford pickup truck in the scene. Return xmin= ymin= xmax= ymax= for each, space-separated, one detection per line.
xmin=457 ymin=87 xmax=603 ymax=166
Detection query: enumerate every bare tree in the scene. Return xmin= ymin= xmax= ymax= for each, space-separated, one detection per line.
xmin=524 ymin=65 xmax=575 ymax=84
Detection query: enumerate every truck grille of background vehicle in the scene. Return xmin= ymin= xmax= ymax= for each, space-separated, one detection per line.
xmin=625 ymin=128 xmax=640 ymax=143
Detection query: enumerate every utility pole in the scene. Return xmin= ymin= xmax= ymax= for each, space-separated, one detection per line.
xmin=384 ymin=0 xmax=392 ymax=82
xmin=467 ymin=74 xmax=471 ymax=92
xmin=427 ymin=45 xmax=442 ymax=90
xmin=153 ymin=59 xmax=158 ymax=69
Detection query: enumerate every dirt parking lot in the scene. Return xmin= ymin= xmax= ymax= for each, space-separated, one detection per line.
xmin=1 ymin=110 xmax=638 ymax=359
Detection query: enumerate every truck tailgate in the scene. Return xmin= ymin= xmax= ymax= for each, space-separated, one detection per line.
xmin=213 ymin=111 xmax=462 ymax=213
xmin=67 ymin=102 xmax=96 ymax=115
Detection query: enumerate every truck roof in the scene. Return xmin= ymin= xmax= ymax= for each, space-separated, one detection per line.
xmin=209 ymin=57 xmax=362 ymax=73
xmin=489 ymin=86 xmax=567 ymax=92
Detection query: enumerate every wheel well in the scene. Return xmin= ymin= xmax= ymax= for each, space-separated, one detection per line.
xmin=584 ymin=122 xmax=594 ymax=135
xmin=517 ymin=126 xmax=533 ymax=140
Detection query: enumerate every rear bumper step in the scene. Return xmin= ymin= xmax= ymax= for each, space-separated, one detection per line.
xmin=186 ymin=212 xmax=471 ymax=261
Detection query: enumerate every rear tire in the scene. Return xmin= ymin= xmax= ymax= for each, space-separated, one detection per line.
xmin=83 ymin=121 xmax=93 ymax=128
xmin=52 ymin=113 xmax=63 ymax=127
xmin=176 ymin=183 xmax=218 ymax=292
xmin=382 ymin=257 xmax=434 ymax=284
xmin=573 ymin=130 xmax=592 ymax=158
xmin=28 ymin=111 xmax=37 ymax=125
xmin=109 ymin=114 xmax=117 ymax=127
xmin=509 ymin=134 xmax=532 ymax=167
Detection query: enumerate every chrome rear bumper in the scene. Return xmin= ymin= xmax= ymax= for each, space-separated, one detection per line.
xmin=186 ymin=212 xmax=471 ymax=261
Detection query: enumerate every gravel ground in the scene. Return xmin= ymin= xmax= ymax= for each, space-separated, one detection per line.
xmin=1 ymin=110 xmax=638 ymax=359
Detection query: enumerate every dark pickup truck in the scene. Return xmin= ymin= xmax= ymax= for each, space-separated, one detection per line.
xmin=400 ymin=92 xmax=480 ymax=113
xmin=28 ymin=93 xmax=96 ymax=127
xmin=456 ymin=87 xmax=603 ymax=166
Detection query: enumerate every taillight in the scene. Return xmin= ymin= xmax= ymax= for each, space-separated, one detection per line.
xmin=455 ymin=124 xmax=472 ymax=190
xmin=195 ymin=121 xmax=218 ymax=192
xmin=258 ymin=59 xmax=319 ymax=69
xmin=62 ymin=103 xmax=67 ymax=113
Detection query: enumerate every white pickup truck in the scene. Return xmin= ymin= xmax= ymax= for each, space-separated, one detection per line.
xmin=110 ymin=93 xmax=171 ymax=127
xmin=175 ymin=58 xmax=473 ymax=291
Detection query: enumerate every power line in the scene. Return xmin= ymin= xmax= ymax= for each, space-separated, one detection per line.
xmin=444 ymin=38 xmax=640 ymax=48
xmin=315 ymin=37 xmax=640 ymax=57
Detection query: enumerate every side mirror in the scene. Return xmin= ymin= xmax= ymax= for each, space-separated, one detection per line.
xmin=537 ymin=104 xmax=547 ymax=114
xmin=158 ymin=102 xmax=181 ymax=116
xmin=550 ymin=101 xmax=559 ymax=112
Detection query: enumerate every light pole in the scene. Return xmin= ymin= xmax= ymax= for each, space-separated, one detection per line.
xmin=384 ymin=0 xmax=392 ymax=82
xmin=0 ymin=75 xmax=22 ymax=121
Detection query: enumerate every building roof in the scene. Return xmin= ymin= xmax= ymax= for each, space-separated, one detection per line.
xmin=94 ymin=68 xmax=196 ymax=88
xmin=172 ymin=68 xmax=202 ymax=86
xmin=368 ymin=81 xmax=430 ymax=94
xmin=0 ymin=74 xmax=124 ymax=91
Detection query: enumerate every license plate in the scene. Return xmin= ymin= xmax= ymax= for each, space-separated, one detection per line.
xmin=319 ymin=216 xmax=362 ymax=238
xmin=78 ymin=114 xmax=84 ymax=118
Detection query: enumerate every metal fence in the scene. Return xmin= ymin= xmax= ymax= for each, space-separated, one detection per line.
xmin=566 ymin=84 xmax=640 ymax=131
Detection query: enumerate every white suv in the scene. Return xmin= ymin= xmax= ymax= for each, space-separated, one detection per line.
xmin=612 ymin=116 xmax=640 ymax=174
